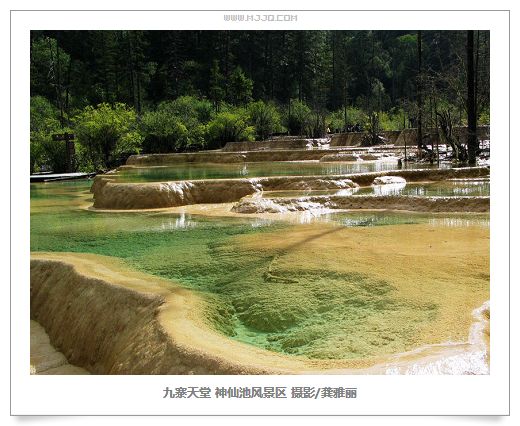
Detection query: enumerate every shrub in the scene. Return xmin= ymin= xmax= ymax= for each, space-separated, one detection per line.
xmin=327 ymin=107 xmax=370 ymax=133
xmin=73 ymin=103 xmax=142 ymax=170
xmin=158 ymin=96 xmax=214 ymax=125
xmin=141 ymin=114 xmax=190 ymax=153
xmin=30 ymin=96 xmax=68 ymax=173
xmin=346 ymin=107 xmax=367 ymax=129
xmin=140 ymin=97 xmax=211 ymax=153
xmin=247 ymin=101 xmax=282 ymax=140
xmin=307 ymin=111 xmax=327 ymax=138
xmin=380 ymin=108 xmax=408 ymax=131
xmin=327 ymin=109 xmax=346 ymax=133
xmin=284 ymin=100 xmax=312 ymax=136
xmin=378 ymin=109 xmax=405 ymax=131
xmin=206 ymin=109 xmax=255 ymax=148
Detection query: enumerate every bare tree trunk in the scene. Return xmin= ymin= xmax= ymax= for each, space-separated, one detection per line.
xmin=429 ymin=94 xmax=435 ymax=163
xmin=437 ymin=109 xmax=467 ymax=163
xmin=417 ymin=30 xmax=423 ymax=156
xmin=100 ymin=32 xmax=109 ymax=102
xmin=475 ymin=30 xmax=481 ymax=151
xmin=126 ymin=32 xmax=136 ymax=111
xmin=434 ymin=93 xmax=440 ymax=166
xmin=297 ymin=33 xmax=304 ymax=102
xmin=343 ymin=81 xmax=348 ymax=131
xmin=55 ymin=40 xmax=64 ymax=128
xmin=65 ymin=57 xmax=71 ymax=121
xmin=467 ymin=30 xmax=478 ymax=165
xmin=47 ymin=37 xmax=64 ymax=128
xmin=224 ymin=31 xmax=230 ymax=101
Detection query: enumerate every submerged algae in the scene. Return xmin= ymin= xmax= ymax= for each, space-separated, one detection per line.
xmin=207 ymin=223 xmax=488 ymax=359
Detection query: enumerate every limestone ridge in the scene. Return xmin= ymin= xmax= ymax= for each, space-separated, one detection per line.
xmin=91 ymin=167 xmax=489 ymax=210
xmin=232 ymin=195 xmax=489 ymax=214
xmin=30 ymin=255 xmax=283 ymax=374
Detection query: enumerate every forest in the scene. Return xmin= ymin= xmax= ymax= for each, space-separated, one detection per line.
xmin=30 ymin=30 xmax=490 ymax=173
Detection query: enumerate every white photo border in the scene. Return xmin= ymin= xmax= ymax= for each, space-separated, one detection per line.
xmin=10 ymin=8 xmax=510 ymax=416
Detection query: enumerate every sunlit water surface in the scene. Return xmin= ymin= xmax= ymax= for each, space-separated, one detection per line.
xmin=111 ymin=159 xmax=455 ymax=182
xmin=30 ymin=178 xmax=489 ymax=371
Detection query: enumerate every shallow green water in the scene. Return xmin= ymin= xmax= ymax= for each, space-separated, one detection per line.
xmin=30 ymin=180 xmax=489 ymax=360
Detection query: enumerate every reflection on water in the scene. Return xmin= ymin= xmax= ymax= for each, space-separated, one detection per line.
xmin=259 ymin=180 xmax=489 ymax=200
xmin=372 ymin=182 xmax=407 ymax=196
xmin=323 ymin=211 xmax=489 ymax=228
xmin=357 ymin=180 xmax=490 ymax=197
xmin=239 ymin=164 xmax=249 ymax=176
xmin=147 ymin=213 xmax=198 ymax=231
xmin=250 ymin=218 xmax=275 ymax=228
xmin=261 ymin=189 xmax=357 ymax=198
xmin=30 ymin=180 xmax=94 ymax=214
xmin=115 ymin=160 xmax=409 ymax=182
xmin=334 ymin=188 xmax=360 ymax=196
xmin=427 ymin=217 xmax=490 ymax=228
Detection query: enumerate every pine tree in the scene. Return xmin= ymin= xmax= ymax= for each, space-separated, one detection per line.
xmin=228 ymin=66 xmax=253 ymax=106
xmin=209 ymin=59 xmax=225 ymax=111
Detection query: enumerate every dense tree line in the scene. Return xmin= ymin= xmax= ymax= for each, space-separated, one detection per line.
xmin=30 ymin=30 xmax=490 ymax=172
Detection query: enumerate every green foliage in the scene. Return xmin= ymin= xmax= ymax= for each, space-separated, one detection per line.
xmin=228 ymin=66 xmax=253 ymax=106
xmin=29 ymin=30 xmax=489 ymax=126
xmin=73 ymin=103 xmax=142 ymax=169
xmin=30 ymin=139 xmax=45 ymax=174
xmin=141 ymin=111 xmax=190 ymax=153
xmin=30 ymin=37 xmax=71 ymax=103
xmin=397 ymin=33 xmax=417 ymax=45
xmin=207 ymin=109 xmax=255 ymax=148
xmin=307 ymin=111 xmax=327 ymax=138
xmin=284 ymin=100 xmax=329 ymax=137
xmin=369 ymin=78 xmax=390 ymax=111
xmin=359 ymin=109 xmax=409 ymax=136
xmin=209 ymin=59 xmax=225 ymax=110
xmin=191 ymin=97 xmax=214 ymax=124
xmin=30 ymin=96 xmax=68 ymax=173
xmin=345 ymin=107 xmax=368 ymax=127
xmin=364 ymin=112 xmax=381 ymax=138
xmin=30 ymin=96 xmax=61 ymax=136
xmin=247 ymin=101 xmax=282 ymax=140
xmin=378 ymin=109 xmax=405 ymax=131
xmin=140 ymin=97 xmax=212 ymax=153
xmin=29 ymin=30 xmax=490 ymax=156
xmin=162 ymin=96 xmax=214 ymax=125
xmin=327 ymin=107 xmax=374 ymax=133
xmin=478 ymin=108 xmax=490 ymax=125
xmin=285 ymin=100 xmax=312 ymax=136
xmin=327 ymin=109 xmax=346 ymax=132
